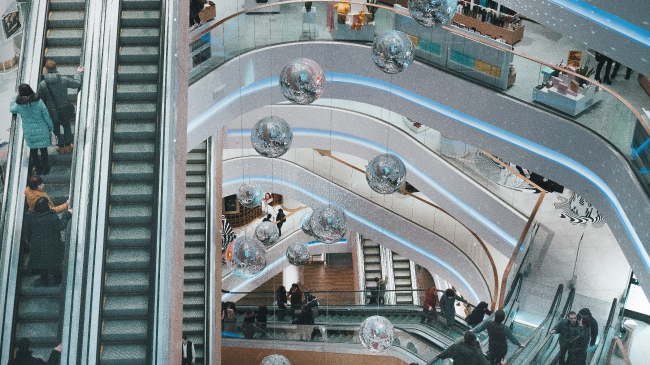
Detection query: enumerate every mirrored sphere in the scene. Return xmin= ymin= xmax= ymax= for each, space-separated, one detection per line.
xmin=309 ymin=205 xmax=347 ymax=244
xmin=300 ymin=210 xmax=315 ymax=237
xmin=366 ymin=153 xmax=407 ymax=194
xmin=260 ymin=354 xmax=291 ymax=365
xmin=359 ymin=315 xmax=395 ymax=353
xmin=279 ymin=58 xmax=325 ymax=104
xmin=286 ymin=242 xmax=310 ymax=266
xmin=226 ymin=236 xmax=267 ymax=278
xmin=408 ymin=0 xmax=456 ymax=28
xmin=237 ymin=182 xmax=263 ymax=208
xmin=251 ymin=116 xmax=293 ymax=158
xmin=255 ymin=221 xmax=280 ymax=246
xmin=372 ymin=31 xmax=415 ymax=74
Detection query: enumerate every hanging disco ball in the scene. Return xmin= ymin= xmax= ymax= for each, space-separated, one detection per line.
xmin=255 ymin=221 xmax=280 ymax=246
xmin=300 ymin=210 xmax=315 ymax=237
xmin=309 ymin=204 xmax=347 ymax=244
xmin=372 ymin=30 xmax=415 ymax=74
xmin=260 ymin=354 xmax=291 ymax=365
xmin=286 ymin=242 xmax=310 ymax=266
xmin=237 ymin=182 xmax=263 ymax=208
xmin=279 ymin=58 xmax=325 ymax=105
xmin=359 ymin=315 xmax=395 ymax=353
xmin=366 ymin=153 xmax=407 ymax=194
xmin=408 ymin=0 xmax=456 ymax=28
xmin=225 ymin=236 xmax=267 ymax=278
xmin=251 ymin=116 xmax=293 ymax=158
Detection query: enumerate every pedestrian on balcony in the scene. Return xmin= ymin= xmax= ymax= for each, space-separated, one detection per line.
xmin=22 ymin=197 xmax=72 ymax=287
xmin=10 ymin=84 xmax=53 ymax=175
xmin=472 ymin=309 xmax=524 ymax=365
xmin=276 ymin=209 xmax=286 ymax=236
xmin=466 ymin=301 xmax=492 ymax=328
xmin=256 ymin=305 xmax=268 ymax=328
xmin=420 ymin=286 xmax=439 ymax=325
xmin=37 ymin=60 xmax=83 ymax=154
xmin=439 ymin=288 xmax=467 ymax=328
xmin=242 ymin=310 xmax=256 ymax=339
xmin=276 ymin=285 xmax=288 ymax=321
xmin=289 ymin=283 xmax=302 ymax=318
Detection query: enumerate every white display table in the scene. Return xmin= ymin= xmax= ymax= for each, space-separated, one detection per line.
xmin=532 ymin=85 xmax=602 ymax=116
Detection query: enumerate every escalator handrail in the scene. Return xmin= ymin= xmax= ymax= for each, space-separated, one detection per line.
xmin=507 ymin=284 xmax=564 ymax=364
xmin=0 ymin=0 xmax=50 ymax=363
xmin=528 ymin=287 xmax=577 ymax=365
xmin=587 ymin=298 xmax=619 ymax=365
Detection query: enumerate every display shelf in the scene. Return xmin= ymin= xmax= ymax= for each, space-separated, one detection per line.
xmin=507 ymin=72 xmax=516 ymax=88
xmin=639 ymin=74 xmax=650 ymax=97
xmin=452 ymin=12 xmax=524 ymax=45
xmin=532 ymin=85 xmax=602 ymax=116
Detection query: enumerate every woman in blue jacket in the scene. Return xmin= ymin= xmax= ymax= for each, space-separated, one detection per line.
xmin=10 ymin=84 xmax=54 ymax=175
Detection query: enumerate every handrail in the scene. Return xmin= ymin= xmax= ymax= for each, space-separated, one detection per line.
xmin=314 ymin=149 xmax=500 ymax=309
xmin=527 ymin=287 xmax=576 ymax=365
xmin=189 ymin=0 xmax=649 ymax=135
xmin=588 ymin=298 xmax=619 ymax=365
xmin=604 ymin=337 xmax=632 ymax=365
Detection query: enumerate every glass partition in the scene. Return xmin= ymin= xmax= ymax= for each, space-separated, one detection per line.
xmin=191 ymin=0 xmax=650 ymax=200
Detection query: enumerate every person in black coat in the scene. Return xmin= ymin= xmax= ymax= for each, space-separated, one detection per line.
xmin=577 ymin=308 xmax=599 ymax=347
xmin=276 ymin=285 xmax=288 ymax=321
xmin=256 ymin=305 xmax=268 ymax=328
xmin=8 ymin=338 xmax=62 ymax=365
xmin=242 ymin=310 xmax=256 ymax=339
xmin=465 ymin=301 xmax=492 ymax=327
xmin=276 ymin=209 xmax=286 ymax=236
xmin=189 ymin=0 xmax=204 ymax=27
xmin=22 ymin=197 xmax=72 ymax=286
xmin=551 ymin=311 xmax=579 ymax=365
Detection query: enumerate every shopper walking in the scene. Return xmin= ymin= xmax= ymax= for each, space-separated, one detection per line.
xmin=466 ymin=301 xmax=492 ymax=328
xmin=566 ymin=315 xmax=591 ymax=365
xmin=276 ymin=285 xmax=288 ymax=321
xmin=181 ymin=333 xmax=195 ymax=365
xmin=22 ymin=197 xmax=72 ymax=286
xmin=10 ymin=84 xmax=53 ymax=175
xmin=7 ymin=338 xmax=62 ymax=365
xmin=472 ymin=309 xmax=525 ymax=365
xmin=276 ymin=209 xmax=286 ymax=236
xmin=25 ymin=176 xmax=70 ymax=214
xmin=189 ymin=0 xmax=204 ymax=27
xmin=430 ymin=331 xmax=491 ymax=365
xmin=439 ymin=288 xmax=467 ymax=328
xmin=420 ymin=286 xmax=439 ymax=324
xmin=551 ymin=311 xmax=579 ymax=365
xmin=594 ymin=52 xmax=613 ymax=85
xmin=37 ymin=60 xmax=83 ymax=154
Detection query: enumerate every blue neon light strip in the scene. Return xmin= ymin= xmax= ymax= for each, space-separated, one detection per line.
xmin=221 ymin=176 xmax=482 ymax=303
xmin=228 ymin=128 xmax=519 ymax=249
xmin=633 ymin=137 xmax=650 ymax=158
xmin=221 ymin=239 xmax=348 ymax=301
xmin=545 ymin=0 xmax=650 ymax=49
xmin=189 ymin=72 xmax=650 ymax=277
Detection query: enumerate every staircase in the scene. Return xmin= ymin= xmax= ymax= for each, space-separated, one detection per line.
xmin=183 ymin=142 xmax=208 ymax=365
xmin=362 ymin=238 xmax=382 ymax=303
xmin=393 ymin=253 xmax=414 ymax=305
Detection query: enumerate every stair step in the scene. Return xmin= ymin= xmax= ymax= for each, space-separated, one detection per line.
xmin=183 ymin=308 xmax=204 ymax=320
xmin=185 ymin=245 xmax=205 ymax=257
xmin=112 ymin=162 xmax=154 ymax=182
xmin=108 ymin=205 xmax=152 ymax=225
xmin=121 ymin=10 xmax=161 ymax=27
xmin=119 ymin=46 xmax=159 ymax=63
xmin=114 ymin=121 xmax=157 ymax=140
xmin=185 ymin=233 xmax=205 ymax=245
xmin=43 ymin=46 xmax=82 ymax=64
xmin=104 ymin=272 xmax=150 ymax=293
xmin=103 ymin=296 xmax=148 ymax=317
xmin=117 ymin=65 xmax=159 ymax=82
xmin=364 ymin=264 xmax=381 ymax=272
xmin=102 ymin=319 xmax=148 ymax=341
xmin=46 ymin=29 xmax=84 ymax=46
xmin=186 ymin=164 xmax=206 ymax=175
xmin=363 ymin=248 xmax=380 ymax=255
xmin=107 ymin=226 xmax=152 ymax=247
xmin=187 ymin=152 xmax=206 ymax=164
xmin=105 ymin=248 xmax=150 ymax=270
xmin=116 ymin=83 xmax=158 ymax=101
xmin=112 ymin=141 xmax=155 ymax=161
xmin=395 ymin=278 xmax=412 ymax=286
xmin=186 ymin=186 xmax=206 ymax=199
xmin=393 ymin=261 xmax=410 ymax=270
xmin=122 ymin=0 xmax=163 ymax=9
xmin=120 ymin=28 xmax=160 ymax=45
xmin=184 ymin=270 xmax=204 ymax=282
xmin=115 ymin=102 xmax=157 ymax=120
xmin=185 ymin=221 xmax=206 ymax=233
xmin=18 ymin=297 xmax=60 ymax=319
xmin=186 ymin=175 xmax=206 ymax=186
xmin=48 ymin=10 xmax=85 ymax=28
xmin=15 ymin=322 xmax=59 ymax=343
xmin=184 ymin=258 xmax=205 ymax=269
xmin=110 ymin=183 xmax=153 ymax=203
xmin=50 ymin=0 xmax=86 ymax=11
xmin=100 ymin=345 xmax=147 ymax=365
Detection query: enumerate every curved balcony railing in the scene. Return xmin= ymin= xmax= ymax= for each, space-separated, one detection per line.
xmin=189 ymin=0 xmax=650 ymax=202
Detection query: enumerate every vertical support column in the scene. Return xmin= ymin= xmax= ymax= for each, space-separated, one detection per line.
xmin=209 ymin=128 xmax=225 ymax=365
xmin=410 ymin=260 xmax=420 ymax=306
xmin=354 ymin=233 xmax=366 ymax=305
xmin=349 ymin=230 xmax=360 ymax=304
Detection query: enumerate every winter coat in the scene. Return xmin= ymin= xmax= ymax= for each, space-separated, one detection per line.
xmin=466 ymin=302 xmax=492 ymax=327
xmin=10 ymin=94 xmax=53 ymax=149
xmin=552 ymin=318 xmax=579 ymax=346
xmin=37 ymin=71 xmax=82 ymax=125
xmin=24 ymin=187 xmax=68 ymax=214
xmin=8 ymin=349 xmax=61 ymax=365
xmin=440 ymin=293 xmax=466 ymax=325
xmin=437 ymin=342 xmax=490 ymax=365
xmin=423 ymin=288 xmax=439 ymax=310
xmin=190 ymin=0 xmax=205 ymax=18
xmin=290 ymin=288 xmax=302 ymax=307
xmin=256 ymin=307 xmax=268 ymax=323
xmin=22 ymin=210 xmax=72 ymax=269
xmin=276 ymin=289 xmax=288 ymax=308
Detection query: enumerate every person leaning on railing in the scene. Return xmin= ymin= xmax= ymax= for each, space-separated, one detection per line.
xmin=25 ymin=175 xmax=70 ymax=214
xmin=471 ymin=309 xmax=524 ymax=365
xmin=429 ymin=331 xmax=494 ymax=365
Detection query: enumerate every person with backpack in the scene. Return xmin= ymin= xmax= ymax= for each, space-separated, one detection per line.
xmin=37 ymin=60 xmax=83 ymax=154
xmin=472 ymin=309 xmax=525 ymax=365
xmin=10 ymin=84 xmax=53 ymax=175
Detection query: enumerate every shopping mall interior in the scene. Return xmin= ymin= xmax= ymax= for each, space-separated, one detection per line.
xmin=1 ymin=0 xmax=650 ymax=364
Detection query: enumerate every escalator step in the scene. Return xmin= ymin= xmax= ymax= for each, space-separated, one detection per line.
xmin=122 ymin=0 xmax=163 ymax=9
xmin=183 ymin=270 xmax=204 ymax=282
xmin=184 ymin=283 xmax=204 ymax=294
xmin=105 ymin=248 xmax=150 ymax=270
xmin=114 ymin=121 xmax=157 ymax=139
xmin=185 ymin=221 xmax=206 ymax=233
xmin=112 ymin=141 xmax=155 ymax=161
xmin=100 ymin=344 xmax=146 ymax=365
xmin=364 ymin=256 xmax=380 ymax=263
xmin=15 ymin=322 xmax=58 ymax=343
xmin=18 ymin=297 xmax=60 ymax=319
xmin=363 ymin=248 xmax=380 ymax=255
xmin=110 ymin=183 xmax=154 ymax=203
xmin=364 ymin=264 xmax=381 ymax=272
xmin=108 ymin=205 xmax=152 ymax=225
xmin=48 ymin=11 xmax=85 ymax=28
xmin=107 ymin=226 xmax=152 ymax=247
xmin=46 ymin=29 xmax=84 ymax=46
xmin=186 ymin=186 xmax=206 ymax=199
xmin=185 ymin=209 xmax=206 ymax=221
xmin=393 ymin=261 xmax=410 ymax=270
xmin=116 ymin=83 xmax=158 ymax=101
xmin=119 ymin=46 xmax=159 ymax=63
xmin=362 ymin=240 xmax=379 ymax=247
xmin=115 ymin=103 xmax=157 ymax=120
xmin=186 ymin=164 xmax=206 ymax=175
xmin=120 ymin=28 xmax=160 ymax=45
xmin=121 ymin=10 xmax=161 ymax=27
xmin=102 ymin=320 xmax=148 ymax=341
xmin=112 ymin=162 xmax=154 ymax=181
xmin=184 ymin=258 xmax=205 ymax=269
xmin=183 ymin=296 xmax=204 ymax=307
xmin=42 ymin=165 xmax=71 ymax=183
xmin=185 ymin=234 xmax=205 ymax=245
xmin=183 ymin=309 xmax=204 ymax=320
xmin=117 ymin=65 xmax=159 ymax=82
xmin=186 ymin=198 xmax=206 ymax=209
xmin=50 ymin=0 xmax=86 ymax=11
xmin=43 ymin=184 xmax=69 ymax=205
xmin=103 ymin=296 xmax=148 ymax=317
xmin=394 ymin=270 xmax=411 ymax=278
xmin=186 ymin=175 xmax=206 ymax=186
xmin=187 ymin=152 xmax=206 ymax=164
xmin=395 ymin=278 xmax=412 ymax=286
xmin=184 ymin=245 xmax=205 ymax=257
xmin=43 ymin=46 xmax=82 ymax=64
xmin=182 ymin=322 xmax=204 ymax=333
xmin=392 ymin=253 xmax=409 ymax=261
xmin=104 ymin=272 xmax=149 ymax=293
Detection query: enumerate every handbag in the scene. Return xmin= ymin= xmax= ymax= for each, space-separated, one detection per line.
xmin=50 ymin=131 xmax=58 ymax=146
xmin=45 ymin=81 xmax=75 ymax=121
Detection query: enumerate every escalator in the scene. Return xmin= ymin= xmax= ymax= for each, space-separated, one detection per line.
xmin=9 ymin=0 xmax=87 ymax=359
xmin=97 ymin=0 xmax=163 ymax=362
xmin=361 ymin=238 xmax=381 ymax=303
xmin=183 ymin=142 xmax=208 ymax=365
xmin=392 ymin=252 xmax=414 ymax=305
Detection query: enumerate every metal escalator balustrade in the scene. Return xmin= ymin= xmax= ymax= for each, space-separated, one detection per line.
xmin=97 ymin=0 xmax=163 ymax=363
xmin=183 ymin=142 xmax=208 ymax=365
